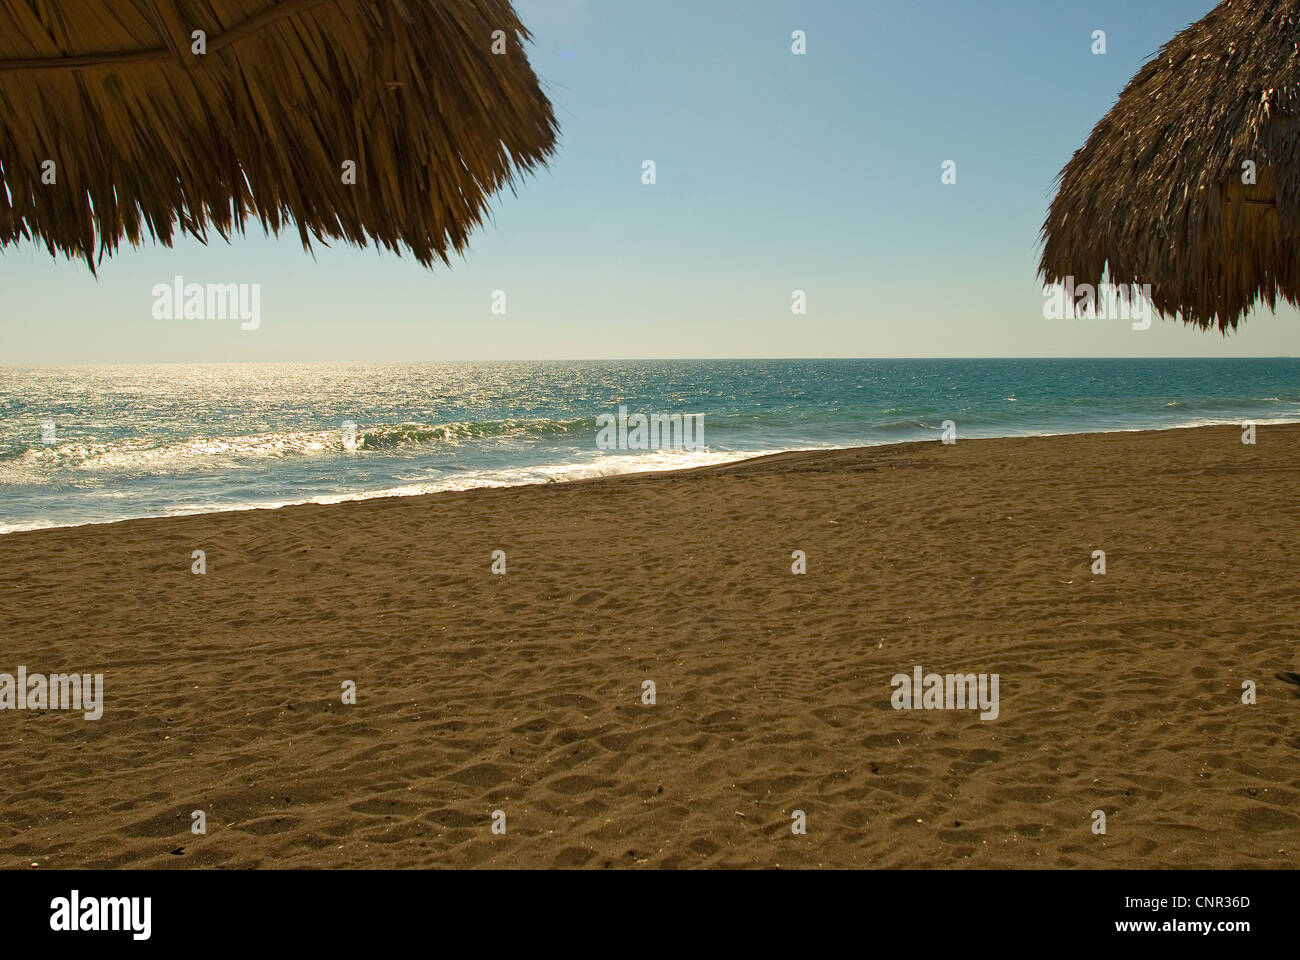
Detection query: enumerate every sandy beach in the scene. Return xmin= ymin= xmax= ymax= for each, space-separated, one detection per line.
xmin=1 ymin=423 xmax=1297 ymax=869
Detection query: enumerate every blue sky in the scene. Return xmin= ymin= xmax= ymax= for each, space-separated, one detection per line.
xmin=4 ymin=0 xmax=1294 ymax=363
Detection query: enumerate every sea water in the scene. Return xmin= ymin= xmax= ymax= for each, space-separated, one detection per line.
xmin=2 ymin=358 xmax=1297 ymax=532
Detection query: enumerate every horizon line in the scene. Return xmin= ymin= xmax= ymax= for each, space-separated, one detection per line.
xmin=2 ymin=356 xmax=1297 ymax=368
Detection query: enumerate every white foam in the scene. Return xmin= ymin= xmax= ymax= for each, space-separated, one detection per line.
xmin=0 ymin=448 xmax=783 ymax=533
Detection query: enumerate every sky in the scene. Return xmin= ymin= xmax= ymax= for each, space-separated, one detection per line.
xmin=3 ymin=0 xmax=1294 ymax=363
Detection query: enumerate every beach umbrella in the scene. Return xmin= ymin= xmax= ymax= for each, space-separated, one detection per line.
xmin=1039 ymin=0 xmax=1300 ymax=332
xmin=0 ymin=0 xmax=557 ymax=271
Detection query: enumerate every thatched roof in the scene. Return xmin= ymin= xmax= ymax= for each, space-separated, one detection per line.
xmin=0 ymin=0 xmax=557 ymax=271
xmin=1039 ymin=0 xmax=1300 ymax=332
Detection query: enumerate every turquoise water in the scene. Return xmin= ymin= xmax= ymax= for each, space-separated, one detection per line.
xmin=2 ymin=358 xmax=1298 ymax=532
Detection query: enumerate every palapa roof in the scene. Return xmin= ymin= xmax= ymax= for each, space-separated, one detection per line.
xmin=1039 ymin=0 xmax=1300 ymax=332
xmin=0 ymin=0 xmax=558 ymax=271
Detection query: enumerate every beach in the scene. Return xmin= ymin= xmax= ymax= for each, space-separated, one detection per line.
xmin=1 ymin=423 xmax=1297 ymax=869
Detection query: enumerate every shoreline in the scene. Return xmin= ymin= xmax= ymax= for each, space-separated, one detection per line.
xmin=3 ymin=422 xmax=1298 ymax=868
xmin=4 ymin=418 xmax=1299 ymax=538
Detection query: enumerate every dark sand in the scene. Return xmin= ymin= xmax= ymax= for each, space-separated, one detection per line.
xmin=1 ymin=424 xmax=1298 ymax=868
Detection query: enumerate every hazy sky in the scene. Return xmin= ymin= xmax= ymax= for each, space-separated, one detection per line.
xmin=4 ymin=0 xmax=1294 ymax=363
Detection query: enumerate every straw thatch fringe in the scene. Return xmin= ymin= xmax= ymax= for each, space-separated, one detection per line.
xmin=0 ymin=0 xmax=335 ymax=71
xmin=1039 ymin=0 xmax=1300 ymax=331
xmin=0 ymin=0 xmax=558 ymax=272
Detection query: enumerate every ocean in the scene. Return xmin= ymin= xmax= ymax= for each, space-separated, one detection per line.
xmin=2 ymin=358 xmax=1298 ymax=533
